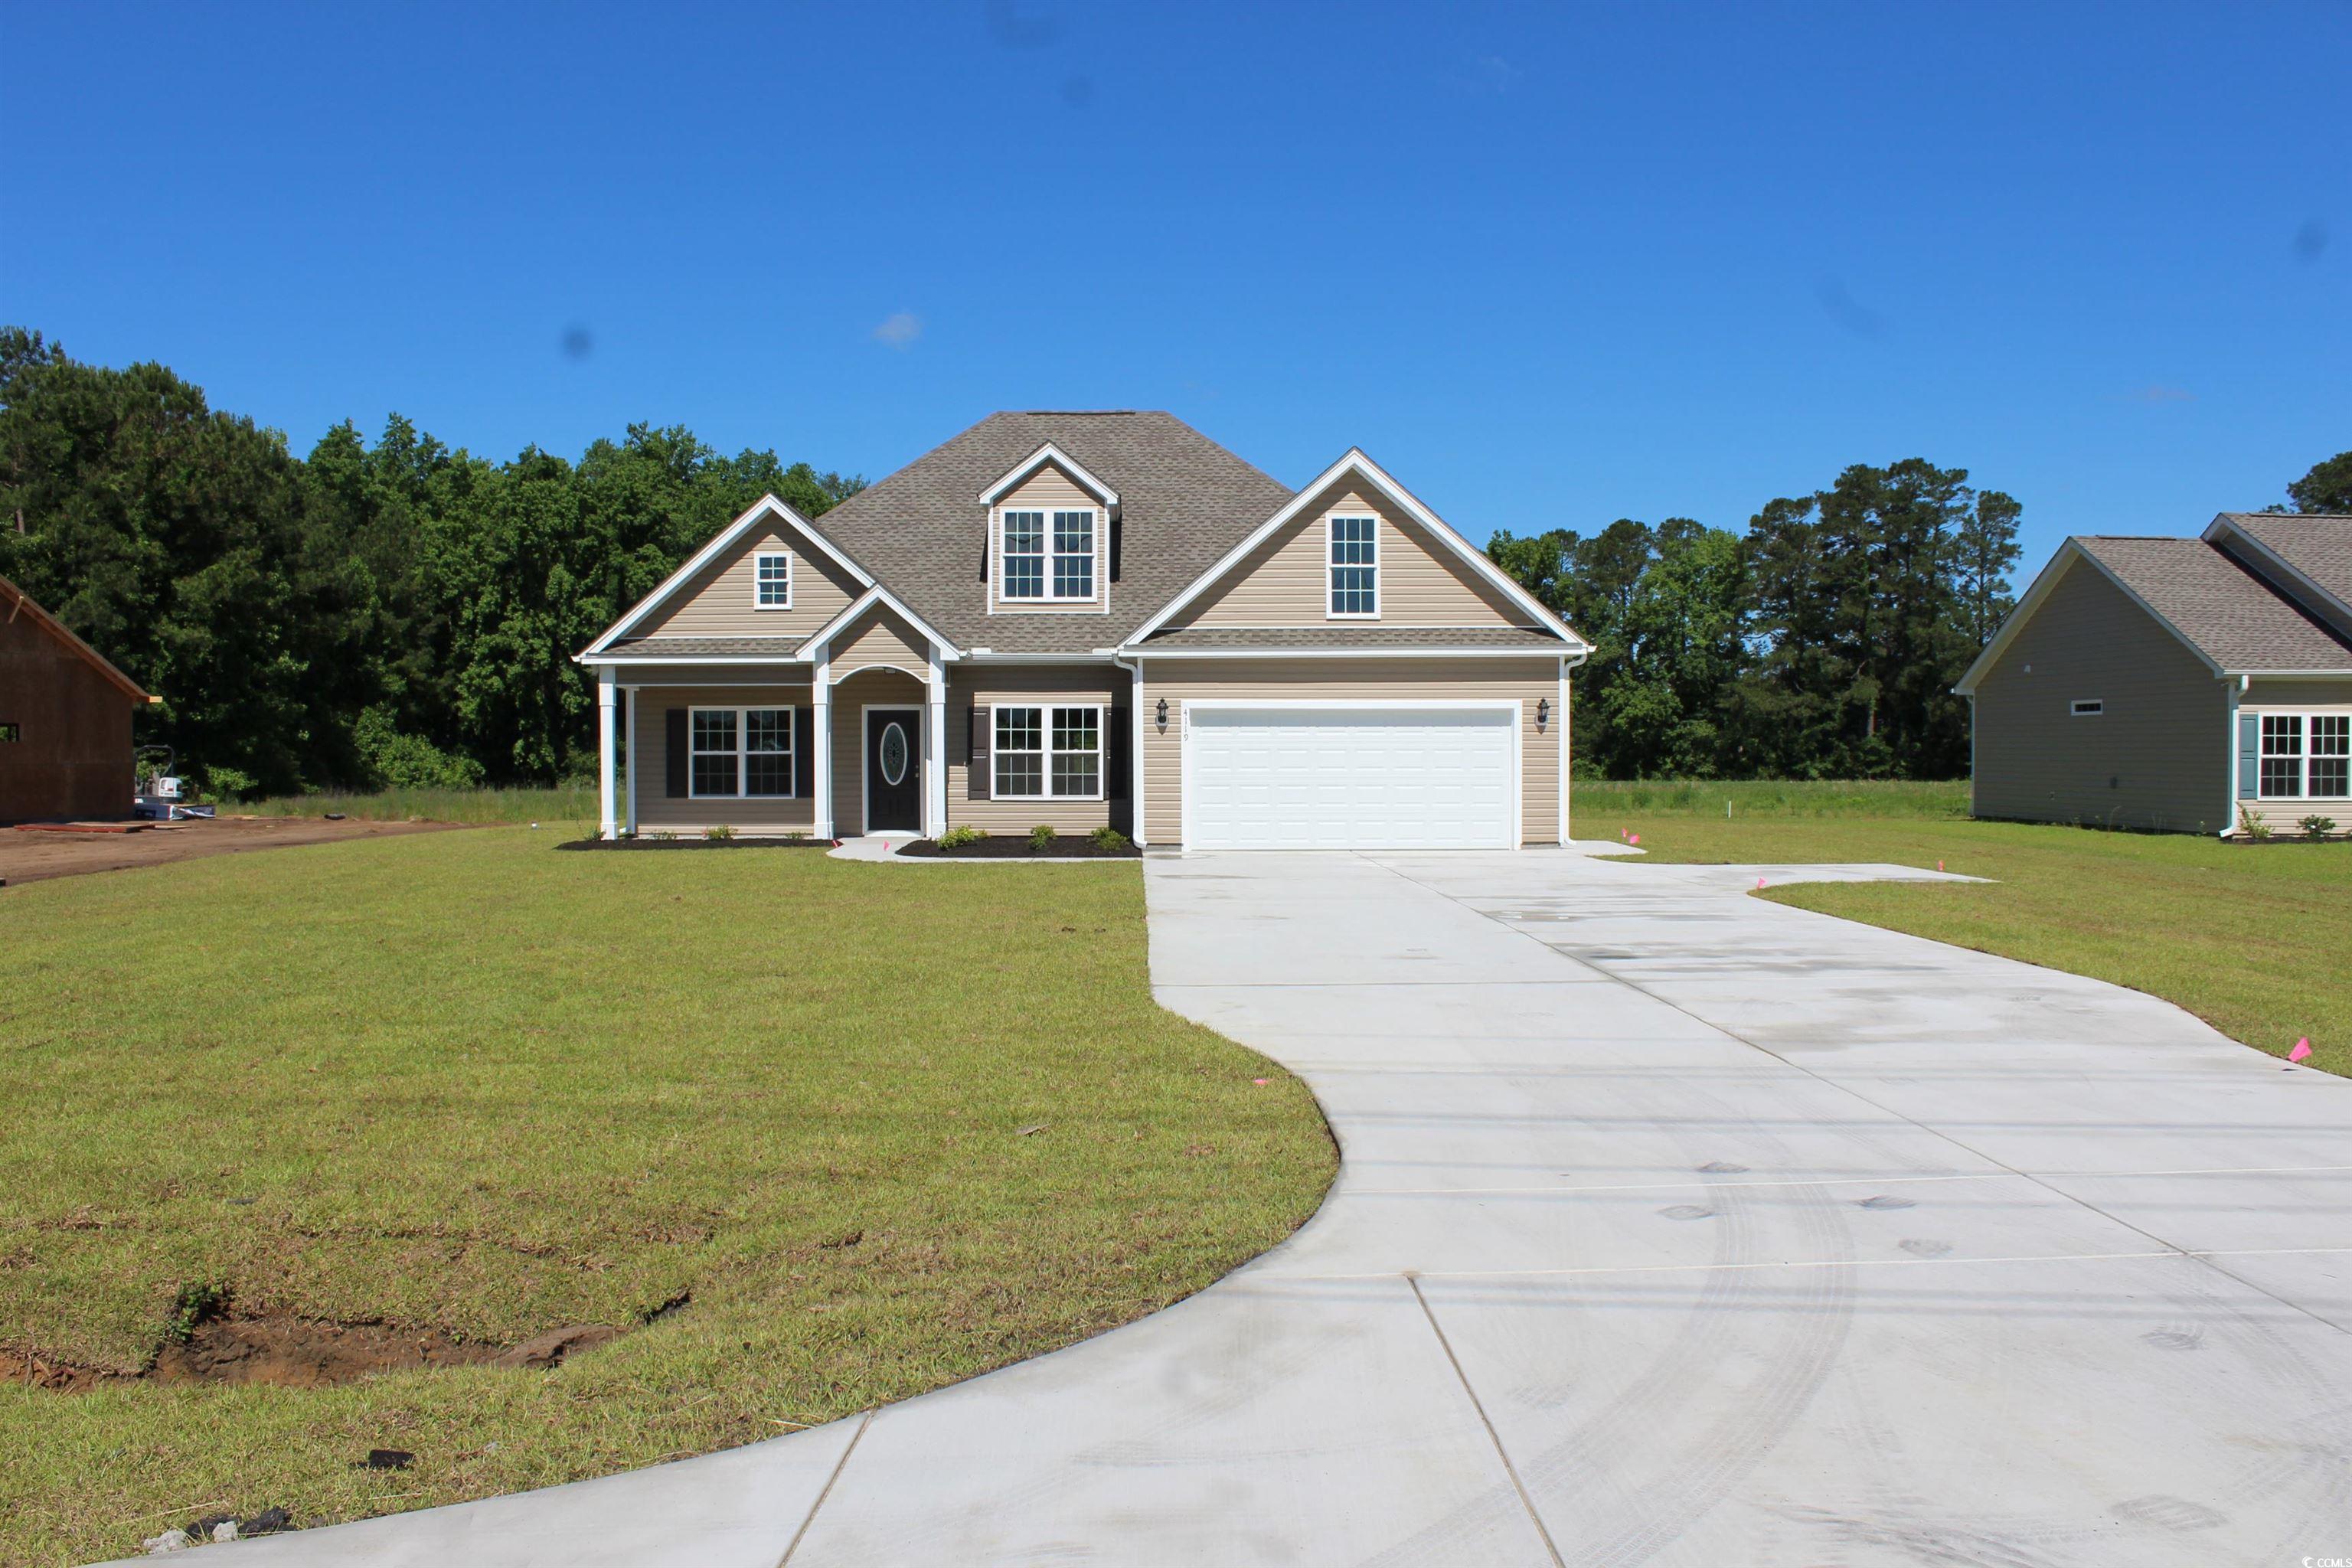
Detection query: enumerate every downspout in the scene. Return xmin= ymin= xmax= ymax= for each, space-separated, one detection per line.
xmin=1560 ymin=648 xmax=1588 ymax=844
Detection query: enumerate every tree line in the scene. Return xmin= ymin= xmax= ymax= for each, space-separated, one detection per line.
xmin=1493 ymin=449 xmax=2349 ymax=781
xmin=0 ymin=328 xmax=860 ymax=795
xmin=4 ymin=327 xmax=2343 ymax=792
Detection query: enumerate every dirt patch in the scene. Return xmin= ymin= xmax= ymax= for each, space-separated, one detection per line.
xmin=0 ymin=815 xmax=461 ymax=887
xmin=7 ymin=1314 xmax=626 ymax=1392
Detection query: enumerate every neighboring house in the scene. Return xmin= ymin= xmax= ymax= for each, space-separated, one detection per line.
xmin=577 ymin=412 xmax=1589 ymax=849
xmin=1955 ymin=512 xmax=2352 ymax=835
xmin=0 ymin=573 xmax=155 ymax=823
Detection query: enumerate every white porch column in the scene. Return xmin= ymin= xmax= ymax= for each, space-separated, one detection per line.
xmin=925 ymin=651 xmax=949 ymax=838
xmin=596 ymin=667 xmax=618 ymax=840
xmin=1129 ymin=661 xmax=1148 ymax=846
xmin=812 ymin=653 xmax=834 ymax=840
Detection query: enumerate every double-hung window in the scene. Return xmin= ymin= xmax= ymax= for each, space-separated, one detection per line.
xmin=754 ymin=551 xmax=791 ymax=609
xmin=1053 ymin=510 xmax=1094 ymax=598
xmin=992 ymin=705 xmax=1102 ymax=799
xmin=2262 ymin=713 xmax=2350 ymax=799
xmin=999 ymin=508 xmax=1096 ymax=602
xmin=1002 ymin=511 xmax=1045 ymax=599
xmin=1329 ymin=514 xmax=1378 ymax=616
xmin=691 ymin=707 xmax=795 ymax=798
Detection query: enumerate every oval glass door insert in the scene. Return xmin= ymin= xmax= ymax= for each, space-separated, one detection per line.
xmin=880 ymin=721 xmax=910 ymax=786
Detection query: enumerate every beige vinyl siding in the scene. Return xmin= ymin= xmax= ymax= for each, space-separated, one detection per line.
xmin=1139 ymin=658 xmax=1562 ymax=846
xmin=991 ymin=464 xmax=1109 ymax=616
xmin=946 ymin=665 xmax=1122 ymax=835
xmin=1170 ymin=482 xmax=1526 ymax=630
xmin=829 ymin=668 xmax=927 ymax=837
xmin=831 ymin=604 xmax=929 ymax=678
xmin=1970 ymin=558 xmax=2230 ymax=832
xmin=631 ymin=685 xmax=816 ymax=835
xmin=635 ymin=531 xmax=861 ymax=639
xmin=2236 ymin=676 xmax=2352 ymax=832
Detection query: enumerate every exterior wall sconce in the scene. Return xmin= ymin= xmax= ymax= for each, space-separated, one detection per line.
xmin=1536 ymin=697 xmax=1550 ymax=732
xmin=1155 ymin=697 xmax=1170 ymax=730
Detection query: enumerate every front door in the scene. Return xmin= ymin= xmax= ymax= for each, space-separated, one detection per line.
xmin=865 ymin=709 xmax=921 ymax=832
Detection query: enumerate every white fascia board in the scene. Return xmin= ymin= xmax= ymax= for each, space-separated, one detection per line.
xmin=959 ymin=651 xmax=1120 ymax=665
xmin=2202 ymin=512 xmax=2352 ymax=630
xmin=1119 ymin=645 xmax=1570 ymax=659
xmin=1952 ymin=538 xmax=2225 ymax=695
xmin=581 ymin=494 xmax=874 ymax=656
xmin=1124 ymin=447 xmax=1589 ymax=650
xmin=981 ymin=443 xmax=1119 ymax=508
xmin=577 ymin=654 xmax=808 ymax=668
xmin=799 ymin=584 xmax=965 ymax=662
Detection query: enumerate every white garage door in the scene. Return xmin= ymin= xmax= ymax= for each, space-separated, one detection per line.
xmin=1184 ymin=705 xmax=1517 ymax=850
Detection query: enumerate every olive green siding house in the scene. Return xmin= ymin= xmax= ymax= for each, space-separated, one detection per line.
xmin=576 ymin=413 xmax=1590 ymax=849
xmin=1955 ymin=513 xmax=2352 ymax=835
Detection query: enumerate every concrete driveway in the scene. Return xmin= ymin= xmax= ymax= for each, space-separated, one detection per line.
xmin=121 ymin=851 xmax=2352 ymax=1567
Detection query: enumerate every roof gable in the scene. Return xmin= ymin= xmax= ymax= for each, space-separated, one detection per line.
xmin=1126 ymin=449 xmax=1587 ymax=650
xmin=982 ymin=443 xmax=1119 ymax=508
xmin=581 ymin=494 xmax=874 ymax=658
xmin=0 ymin=574 xmax=152 ymax=702
xmin=2204 ymin=512 xmax=2352 ymax=638
xmin=1955 ymin=534 xmax=2352 ymax=694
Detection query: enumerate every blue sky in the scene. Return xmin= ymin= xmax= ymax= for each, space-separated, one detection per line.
xmin=3 ymin=2 xmax=2346 ymax=569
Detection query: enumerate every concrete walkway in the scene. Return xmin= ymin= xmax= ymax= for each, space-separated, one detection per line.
xmin=116 ymin=851 xmax=2352 ymax=1566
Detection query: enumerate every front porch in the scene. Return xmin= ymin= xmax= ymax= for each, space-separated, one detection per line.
xmin=595 ymin=663 xmax=945 ymax=841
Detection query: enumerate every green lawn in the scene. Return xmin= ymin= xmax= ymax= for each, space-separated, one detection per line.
xmin=243 ymin=783 xmax=602 ymax=826
xmin=0 ymin=833 xmax=1334 ymax=1567
xmin=1583 ymin=782 xmax=2347 ymax=1078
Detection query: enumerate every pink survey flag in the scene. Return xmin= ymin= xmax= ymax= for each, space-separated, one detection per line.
xmin=2289 ymin=1038 xmax=2313 ymax=1063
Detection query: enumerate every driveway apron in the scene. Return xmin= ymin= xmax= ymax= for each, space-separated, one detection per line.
xmin=108 ymin=851 xmax=2352 ymax=1568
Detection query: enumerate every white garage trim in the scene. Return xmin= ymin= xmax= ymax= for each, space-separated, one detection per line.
xmin=1179 ymin=698 xmax=1522 ymax=851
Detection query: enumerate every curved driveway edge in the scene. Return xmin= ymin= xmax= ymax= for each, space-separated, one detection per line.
xmin=96 ymin=851 xmax=2352 ymax=1566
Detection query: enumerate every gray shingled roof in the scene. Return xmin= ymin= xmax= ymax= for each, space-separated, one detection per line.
xmin=1139 ymin=626 xmax=1566 ymax=650
xmin=2073 ymin=536 xmax=2352 ymax=671
xmin=805 ymin=412 xmax=1294 ymax=655
xmin=2213 ymin=512 xmax=2352 ymax=611
xmin=603 ymin=635 xmax=808 ymax=660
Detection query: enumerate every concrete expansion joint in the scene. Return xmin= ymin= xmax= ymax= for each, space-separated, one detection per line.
xmin=1406 ymin=1272 xmax=1568 ymax=1568
xmin=775 ymin=1408 xmax=875 ymax=1566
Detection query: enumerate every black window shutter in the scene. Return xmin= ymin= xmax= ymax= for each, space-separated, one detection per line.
xmin=1109 ymin=516 xmax=1122 ymax=583
xmin=1107 ymin=705 xmax=1131 ymax=799
xmin=665 ymin=709 xmax=688 ymax=798
xmin=969 ymin=704 xmax=991 ymax=799
xmin=794 ymin=706 xmax=815 ymax=797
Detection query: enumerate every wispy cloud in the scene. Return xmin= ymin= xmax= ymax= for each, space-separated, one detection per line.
xmin=2128 ymin=384 xmax=2194 ymax=403
xmin=1449 ymin=54 xmax=1521 ymax=94
xmin=873 ymin=312 xmax=922 ymax=350
xmin=2292 ymin=218 xmax=2329 ymax=263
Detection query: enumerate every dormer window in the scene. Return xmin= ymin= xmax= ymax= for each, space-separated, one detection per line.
xmin=1054 ymin=511 xmax=1095 ymax=597
xmin=999 ymin=507 xmax=1096 ymax=602
xmin=1329 ymin=515 xmax=1378 ymax=617
xmin=754 ymin=551 xmax=791 ymax=609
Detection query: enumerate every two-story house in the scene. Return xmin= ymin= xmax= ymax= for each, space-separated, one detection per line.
xmin=577 ymin=411 xmax=1589 ymax=850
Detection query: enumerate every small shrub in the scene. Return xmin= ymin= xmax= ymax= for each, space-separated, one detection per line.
xmin=651 ymin=829 xmax=676 ymax=842
xmin=354 ymin=704 xmax=485 ymax=790
xmin=938 ymin=824 xmax=985 ymax=849
xmin=2237 ymin=804 xmax=2272 ymax=841
xmin=2300 ymin=814 xmax=2338 ymax=840
xmin=1029 ymin=824 xmax=1057 ymax=852
xmin=1088 ymin=825 xmax=1130 ymax=851
xmin=783 ymin=830 xmax=807 ymax=842
xmin=705 ymin=824 xmax=736 ymax=841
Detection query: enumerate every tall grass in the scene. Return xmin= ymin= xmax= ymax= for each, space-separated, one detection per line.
xmin=1573 ymin=777 xmax=1970 ymax=819
xmin=243 ymin=783 xmax=603 ymax=825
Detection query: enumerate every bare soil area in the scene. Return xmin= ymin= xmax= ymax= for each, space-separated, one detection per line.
xmin=0 ymin=815 xmax=459 ymax=887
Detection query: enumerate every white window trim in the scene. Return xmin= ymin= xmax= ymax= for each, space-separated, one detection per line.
xmin=2257 ymin=710 xmax=2352 ymax=801
xmin=1326 ymin=513 xmax=1380 ymax=620
xmin=991 ymin=702 xmax=1106 ymax=802
xmin=752 ymin=550 xmax=792 ymax=610
xmin=688 ymin=704 xmax=796 ymax=799
xmin=2070 ymin=698 xmax=2103 ymax=717
xmin=991 ymin=505 xmax=1103 ymax=610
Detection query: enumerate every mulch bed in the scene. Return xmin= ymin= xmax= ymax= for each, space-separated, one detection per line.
xmin=898 ymin=835 xmax=1139 ymax=860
